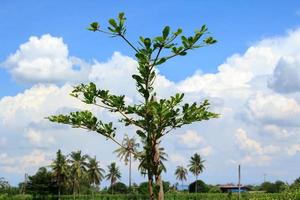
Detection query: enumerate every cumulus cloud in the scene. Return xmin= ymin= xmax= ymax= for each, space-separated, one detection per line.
xmin=0 ymin=150 xmax=52 ymax=174
xmin=2 ymin=34 xmax=90 ymax=84
xmin=268 ymin=56 xmax=300 ymax=93
xmin=2 ymin=28 xmax=300 ymax=184
xmin=246 ymin=92 xmax=300 ymax=126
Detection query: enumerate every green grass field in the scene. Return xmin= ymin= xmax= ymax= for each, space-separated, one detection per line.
xmin=1 ymin=192 xmax=300 ymax=200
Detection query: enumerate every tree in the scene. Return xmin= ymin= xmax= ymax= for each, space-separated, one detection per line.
xmin=188 ymin=153 xmax=205 ymax=193
xmin=174 ymin=166 xmax=188 ymax=191
xmin=188 ymin=180 xmax=208 ymax=193
xmin=26 ymin=167 xmax=57 ymax=197
xmin=114 ymin=134 xmax=139 ymax=188
xmin=0 ymin=177 xmax=10 ymax=192
xmin=48 ymin=12 xmax=218 ymax=200
xmin=87 ymin=157 xmax=105 ymax=199
xmin=68 ymin=151 xmax=88 ymax=197
xmin=107 ymin=182 xmax=128 ymax=194
xmin=50 ymin=149 xmax=68 ymax=199
xmin=106 ymin=162 xmax=121 ymax=194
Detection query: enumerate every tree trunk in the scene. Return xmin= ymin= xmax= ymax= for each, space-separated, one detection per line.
xmin=154 ymin=143 xmax=164 ymax=200
xmin=129 ymin=153 xmax=132 ymax=189
xmin=58 ymin=178 xmax=61 ymax=200
xmin=155 ymin=175 xmax=164 ymax=200
xmin=195 ymin=175 xmax=198 ymax=193
xmin=147 ymin=171 xmax=154 ymax=200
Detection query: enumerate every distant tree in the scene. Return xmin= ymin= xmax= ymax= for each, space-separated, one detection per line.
xmin=259 ymin=181 xmax=286 ymax=193
xmin=188 ymin=153 xmax=205 ymax=193
xmin=106 ymin=162 xmax=121 ymax=194
xmin=114 ymin=134 xmax=139 ymax=188
xmin=48 ymin=12 xmax=217 ymax=200
xmin=174 ymin=166 xmax=188 ymax=191
xmin=188 ymin=180 xmax=208 ymax=193
xmin=26 ymin=167 xmax=57 ymax=196
xmin=0 ymin=177 xmax=10 ymax=193
xmin=50 ymin=149 xmax=68 ymax=199
xmin=108 ymin=182 xmax=128 ymax=194
xmin=68 ymin=151 xmax=88 ymax=197
xmin=87 ymin=157 xmax=105 ymax=199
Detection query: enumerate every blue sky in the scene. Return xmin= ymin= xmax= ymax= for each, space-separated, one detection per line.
xmin=1 ymin=0 xmax=300 ymax=186
xmin=1 ymin=0 xmax=300 ymax=96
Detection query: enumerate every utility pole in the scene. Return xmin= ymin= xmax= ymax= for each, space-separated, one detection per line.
xmin=21 ymin=173 xmax=28 ymax=194
xmin=238 ymin=165 xmax=241 ymax=200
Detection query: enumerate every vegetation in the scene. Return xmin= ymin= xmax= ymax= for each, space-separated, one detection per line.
xmin=105 ymin=163 xmax=122 ymax=194
xmin=174 ymin=166 xmax=188 ymax=190
xmin=48 ymin=12 xmax=218 ymax=200
xmin=114 ymin=135 xmax=139 ymax=189
xmin=188 ymin=153 xmax=205 ymax=193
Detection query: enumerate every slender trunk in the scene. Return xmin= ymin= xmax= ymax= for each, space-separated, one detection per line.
xmin=154 ymin=142 xmax=164 ymax=200
xmin=147 ymin=173 xmax=154 ymax=200
xmin=111 ymin=178 xmax=113 ymax=194
xmin=92 ymin=179 xmax=95 ymax=200
xmin=58 ymin=178 xmax=61 ymax=200
xmin=195 ymin=175 xmax=198 ymax=193
xmin=182 ymin=181 xmax=183 ymax=191
xmin=129 ymin=153 xmax=132 ymax=189
xmin=73 ymin=181 xmax=75 ymax=200
xmin=155 ymin=175 xmax=164 ymax=200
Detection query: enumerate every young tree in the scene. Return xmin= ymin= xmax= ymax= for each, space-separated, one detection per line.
xmin=114 ymin=134 xmax=139 ymax=189
xmin=87 ymin=157 xmax=105 ymax=199
xmin=48 ymin=12 xmax=218 ymax=200
xmin=50 ymin=149 xmax=68 ymax=199
xmin=68 ymin=151 xmax=88 ymax=198
xmin=106 ymin=162 xmax=121 ymax=194
xmin=188 ymin=153 xmax=205 ymax=193
xmin=174 ymin=166 xmax=188 ymax=191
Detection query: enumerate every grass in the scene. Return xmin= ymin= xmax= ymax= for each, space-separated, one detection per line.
xmin=1 ymin=192 xmax=300 ymax=200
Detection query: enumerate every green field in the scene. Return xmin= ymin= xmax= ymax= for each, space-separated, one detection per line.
xmin=1 ymin=192 xmax=300 ymax=200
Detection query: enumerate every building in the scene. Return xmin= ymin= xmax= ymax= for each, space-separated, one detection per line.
xmin=218 ymin=184 xmax=250 ymax=193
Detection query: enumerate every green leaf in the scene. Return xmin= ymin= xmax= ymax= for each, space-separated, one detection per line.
xmin=162 ymin=26 xmax=170 ymax=39
xmin=108 ymin=19 xmax=118 ymax=28
xmin=88 ymin=22 xmax=100 ymax=32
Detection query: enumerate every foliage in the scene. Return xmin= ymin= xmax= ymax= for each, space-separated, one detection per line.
xmin=259 ymin=181 xmax=287 ymax=193
xmin=106 ymin=162 xmax=121 ymax=194
xmin=188 ymin=180 xmax=208 ymax=193
xmin=174 ymin=166 xmax=188 ymax=186
xmin=107 ymin=182 xmax=128 ymax=194
xmin=25 ymin=167 xmax=57 ymax=196
xmin=48 ymin=12 xmax=218 ymax=199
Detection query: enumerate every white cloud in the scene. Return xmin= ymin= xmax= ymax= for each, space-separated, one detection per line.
xmin=246 ymin=92 xmax=300 ymax=126
xmin=177 ymin=130 xmax=205 ymax=149
xmin=2 ymin=34 xmax=90 ymax=84
xmin=169 ymin=154 xmax=186 ymax=164
xmin=286 ymin=144 xmax=300 ymax=156
xmin=268 ymin=56 xmax=300 ymax=93
xmin=3 ymin=28 xmax=300 ymax=184
xmin=0 ymin=150 xmax=52 ymax=174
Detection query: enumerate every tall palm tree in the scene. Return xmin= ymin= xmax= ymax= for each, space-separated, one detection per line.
xmin=87 ymin=157 xmax=105 ymax=199
xmin=188 ymin=153 xmax=205 ymax=193
xmin=114 ymin=134 xmax=139 ymax=188
xmin=68 ymin=150 xmax=88 ymax=198
xmin=105 ymin=162 xmax=121 ymax=194
xmin=50 ymin=149 xmax=68 ymax=200
xmin=175 ymin=166 xmax=188 ymax=191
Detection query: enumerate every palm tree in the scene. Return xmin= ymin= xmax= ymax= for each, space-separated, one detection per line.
xmin=68 ymin=150 xmax=88 ymax=198
xmin=50 ymin=149 xmax=68 ymax=200
xmin=105 ymin=162 xmax=121 ymax=194
xmin=175 ymin=166 xmax=188 ymax=191
xmin=87 ymin=157 xmax=105 ymax=199
xmin=114 ymin=134 xmax=139 ymax=188
xmin=188 ymin=153 xmax=205 ymax=193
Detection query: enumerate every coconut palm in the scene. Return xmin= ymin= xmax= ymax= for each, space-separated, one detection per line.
xmin=68 ymin=150 xmax=88 ymax=198
xmin=105 ymin=162 xmax=121 ymax=194
xmin=50 ymin=149 xmax=68 ymax=199
xmin=0 ymin=177 xmax=9 ymax=190
xmin=175 ymin=166 xmax=188 ymax=191
xmin=87 ymin=157 xmax=105 ymax=199
xmin=114 ymin=134 xmax=139 ymax=188
xmin=188 ymin=153 xmax=205 ymax=193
